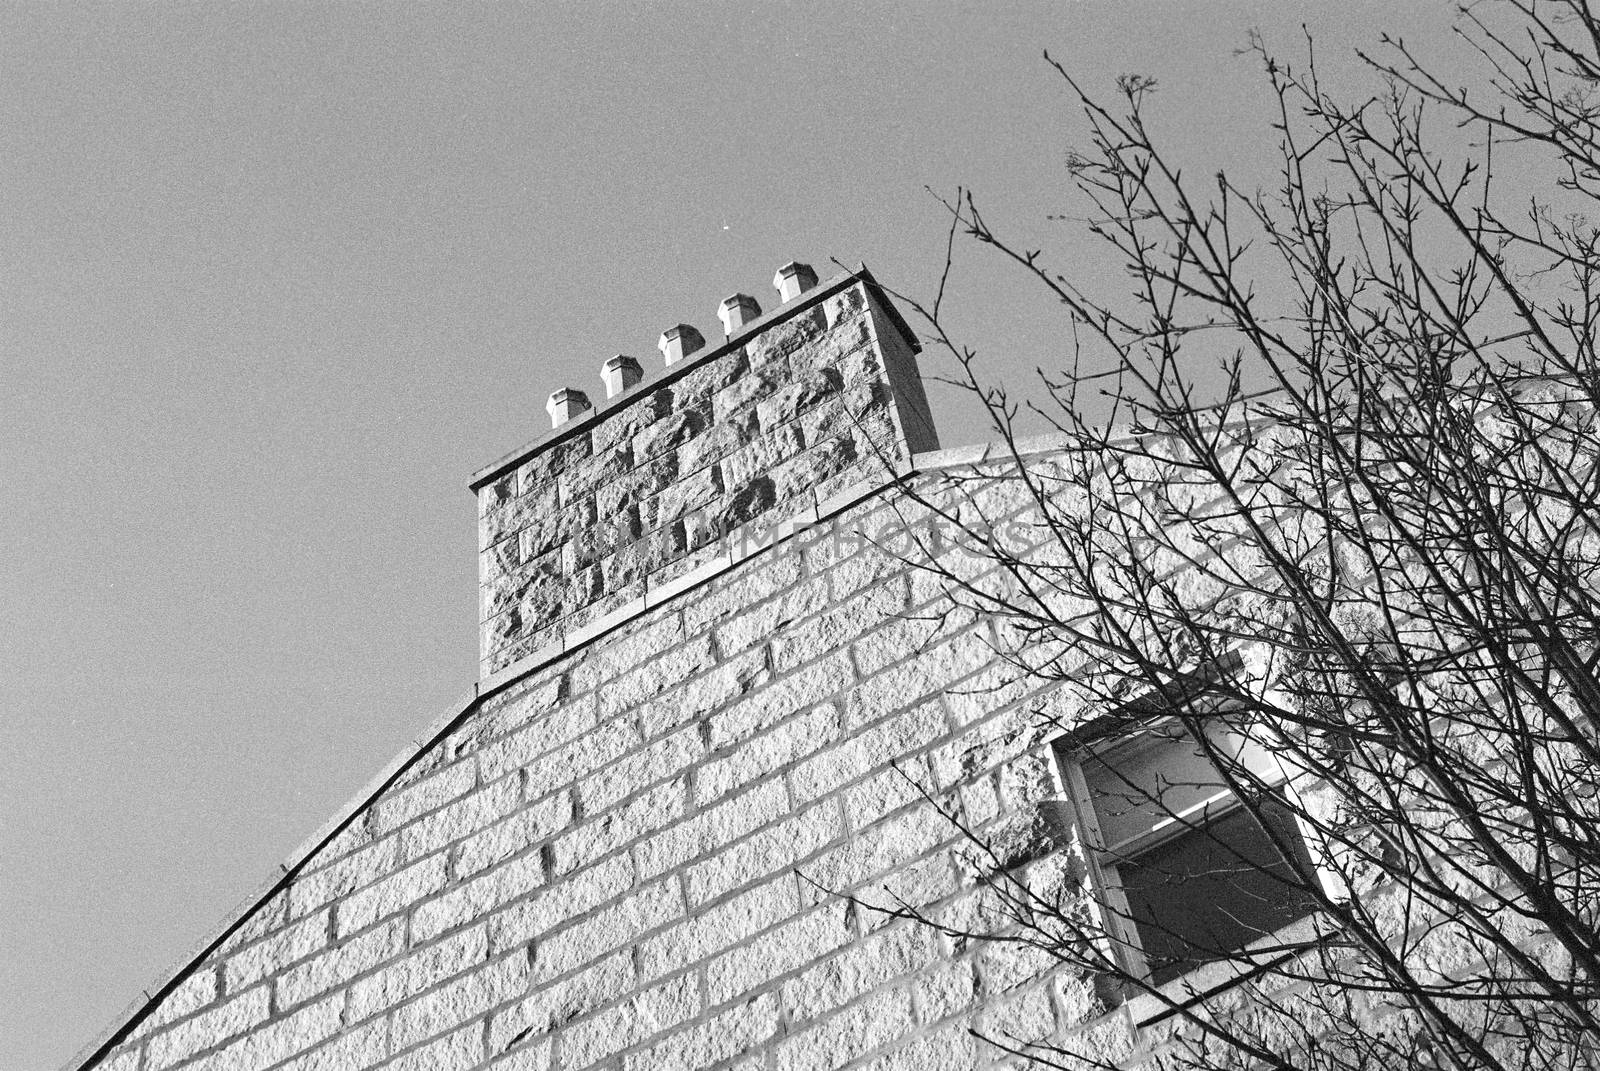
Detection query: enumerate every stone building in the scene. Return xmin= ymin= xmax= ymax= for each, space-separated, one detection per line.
xmin=69 ymin=264 xmax=1311 ymax=1071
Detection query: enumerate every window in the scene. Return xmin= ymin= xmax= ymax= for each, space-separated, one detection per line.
xmin=1061 ymin=719 xmax=1319 ymax=986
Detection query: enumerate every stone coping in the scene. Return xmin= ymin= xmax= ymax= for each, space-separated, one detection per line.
xmin=468 ymin=265 xmax=922 ymax=494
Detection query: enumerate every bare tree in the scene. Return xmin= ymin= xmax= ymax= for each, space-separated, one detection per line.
xmin=880 ymin=3 xmax=1600 ymax=1068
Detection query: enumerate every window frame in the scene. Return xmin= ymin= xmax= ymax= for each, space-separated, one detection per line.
xmin=1058 ymin=699 xmax=1324 ymax=989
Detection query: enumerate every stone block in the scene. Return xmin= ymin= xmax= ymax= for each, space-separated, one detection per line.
xmin=639 ymin=463 xmax=723 ymax=534
xmin=680 ymin=547 xmax=802 ymax=634
xmin=774 ymin=576 xmax=909 ymax=673
xmin=751 ymin=304 xmax=828 ymax=357
xmin=975 ymin=983 xmax=1057 ymax=1058
xmin=591 ymin=386 xmax=672 ymax=455
xmin=552 ymin=776 xmax=687 ymax=873
xmin=490 ymin=853 xmax=635 ymax=954
xmin=145 ymin=986 xmax=271 ymax=1070
xmin=673 ymin=348 xmax=750 ymax=408
xmin=773 ymin=433 xmax=860 ymax=506
xmin=527 ymin=879 xmax=684 ymax=982
xmin=774 ymin=985 xmax=914 ymax=1071
xmin=334 ymin=853 xmax=449 ymax=938
xmin=711 ymin=363 xmax=788 ymax=426
xmin=720 ymin=424 xmax=807 ymax=491
xmin=559 ymin=441 xmax=633 ymax=508
xmin=916 ymin=957 xmax=977 ymax=1024
xmin=718 ymin=475 xmax=777 ymax=535
xmin=864 ymin=1023 xmax=978 ymax=1071
xmin=707 ymin=649 xmax=855 ymax=750
xmin=480 ymin=470 xmax=517 ymax=516
xmin=377 ymin=759 xmax=477 ymax=835
xmin=696 ymin=703 xmax=841 ymax=806
xmin=597 ymin=451 xmax=680 ymax=519
xmin=601 ymin=521 xmax=689 ymax=589
xmin=481 ymin=483 xmax=557 ymax=552
xmin=634 ymin=777 xmax=789 ymax=881
xmin=678 ymin=407 xmax=759 ymax=475
xmin=289 ymin=835 xmax=400 ymax=919
xmin=276 ymin=1018 xmax=388 ymax=1071
xmin=347 ymin=924 xmax=489 ymax=1025
xmin=223 ymin=908 xmax=330 ymax=995
xmin=481 ymin=534 xmax=521 ymax=586
xmin=517 ymin=435 xmax=592 ymax=497
xmin=481 ymin=551 xmax=549 ymax=623
xmin=390 ymin=953 xmax=528 ymax=1051
xmin=844 ymin=628 xmax=993 ymax=730
xmin=181 ymin=993 xmax=344 ymax=1071
xmin=136 ymin=966 xmax=219 ymax=1035
xmin=485 ymin=1036 xmax=553 ymax=1071
xmin=578 ymin=725 xmax=703 ymax=814
xmin=390 ymin=1024 xmax=483 ymax=1071
xmin=786 ymin=314 xmax=872 ymax=377
xmin=559 ymin=974 xmax=700 ymax=1069
xmin=712 ymin=573 xmax=830 ymax=659
xmin=564 ymin=504 xmax=642 ymax=571
xmin=274 ymin=917 xmax=405 ymax=1010
xmin=595 ymin=633 xmax=716 ymax=721
xmin=781 ymin=922 xmax=939 ymax=1022
xmin=630 ymin=870 xmax=793 ymax=979
xmin=635 ymin=402 xmax=710 ymax=464
xmin=620 ymin=992 xmax=779 ymax=1071
xmin=823 ymin=284 xmax=866 ymax=327
xmin=401 ymin=773 xmax=522 ymax=863
xmin=475 ymin=693 xmax=600 ymax=783
xmin=520 ymin=495 xmax=597 ymax=562
xmin=843 ymin=760 xmax=936 ymax=830
xmin=756 ymin=367 xmax=844 ymax=432
xmin=408 ymin=849 xmax=543 ymax=943
xmin=455 ymin=790 xmax=574 ymax=879
xmin=684 ymin=798 xmax=840 ymax=906
xmin=797 ymin=804 xmax=945 ymax=908
xmin=704 ymin=901 xmax=853 ymax=1006
xmin=487 ymin=950 xmax=634 ymax=1052
xmin=522 ymin=717 xmax=641 ymax=801
xmin=797 ymin=384 xmax=888 ymax=454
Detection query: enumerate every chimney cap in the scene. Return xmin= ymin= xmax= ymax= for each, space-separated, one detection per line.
xmin=658 ymin=324 xmax=707 ymax=366
xmin=600 ymin=354 xmax=643 ymax=399
xmin=718 ymin=293 xmax=762 ymax=337
xmin=773 ymin=261 xmax=819 ymax=303
xmin=546 ymin=387 xmax=593 ymax=428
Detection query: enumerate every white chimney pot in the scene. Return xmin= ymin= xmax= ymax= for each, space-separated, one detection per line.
xmin=773 ymin=262 xmax=819 ymax=303
xmin=718 ymin=293 xmax=762 ymax=337
xmin=546 ymin=387 xmax=593 ymax=428
xmin=657 ymin=324 xmax=707 ymax=366
xmin=600 ymin=354 xmax=643 ymax=399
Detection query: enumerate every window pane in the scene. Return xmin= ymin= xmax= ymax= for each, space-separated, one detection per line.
xmin=1117 ymin=797 xmax=1317 ymax=985
xmin=1082 ymin=723 xmax=1281 ymax=851
xmin=1082 ymin=727 xmax=1226 ymax=849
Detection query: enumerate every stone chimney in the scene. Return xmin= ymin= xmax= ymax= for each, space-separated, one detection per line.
xmin=471 ymin=263 xmax=939 ymax=675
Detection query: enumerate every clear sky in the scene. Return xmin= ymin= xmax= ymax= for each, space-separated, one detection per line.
xmin=0 ymin=4 xmax=1443 ymax=1067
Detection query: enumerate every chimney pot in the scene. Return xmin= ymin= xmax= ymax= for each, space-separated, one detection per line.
xmin=546 ymin=387 xmax=592 ymax=428
xmin=717 ymin=293 xmax=762 ymax=337
xmin=600 ymin=354 xmax=643 ymax=398
xmin=657 ymin=324 xmax=707 ymax=366
xmin=772 ymin=262 xmax=819 ymax=303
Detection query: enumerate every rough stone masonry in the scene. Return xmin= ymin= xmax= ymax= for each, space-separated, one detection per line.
xmin=72 ymin=265 xmax=1145 ymax=1071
